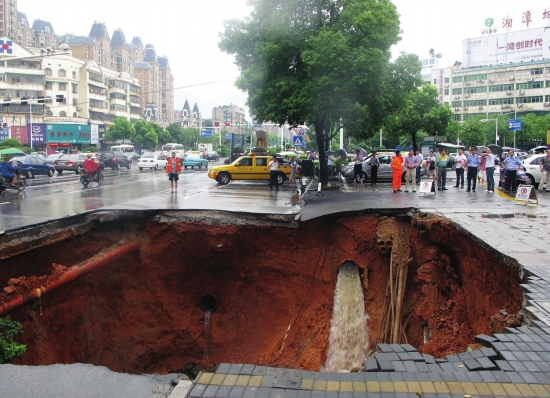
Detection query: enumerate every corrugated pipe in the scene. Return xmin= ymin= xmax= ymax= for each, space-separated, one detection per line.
xmin=0 ymin=241 xmax=140 ymax=316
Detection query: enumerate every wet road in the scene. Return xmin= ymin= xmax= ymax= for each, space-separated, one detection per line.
xmin=0 ymin=162 xmax=218 ymax=232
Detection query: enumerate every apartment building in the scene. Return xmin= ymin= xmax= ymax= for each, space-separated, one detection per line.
xmin=212 ymin=104 xmax=246 ymax=134
xmin=32 ymin=19 xmax=56 ymax=49
xmin=16 ymin=11 xmax=32 ymax=48
xmin=158 ymin=56 xmax=174 ymax=124
xmin=0 ymin=0 xmax=17 ymax=40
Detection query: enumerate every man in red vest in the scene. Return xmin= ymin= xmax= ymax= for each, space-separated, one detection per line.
xmin=166 ymin=152 xmax=182 ymax=193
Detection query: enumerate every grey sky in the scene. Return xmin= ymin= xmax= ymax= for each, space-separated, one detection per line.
xmin=19 ymin=0 xmax=545 ymax=123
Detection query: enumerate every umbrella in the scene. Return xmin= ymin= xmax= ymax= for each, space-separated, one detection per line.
xmin=335 ymin=149 xmax=347 ymax=159
xmin=0 ymin=148 xmax=26 ymax=156
xmin=352 ymin=147 xmax=368 ymax=158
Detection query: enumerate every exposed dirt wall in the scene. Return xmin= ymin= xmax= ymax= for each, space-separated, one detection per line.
xmin=1 ymin=214 xmax=523 ymax=374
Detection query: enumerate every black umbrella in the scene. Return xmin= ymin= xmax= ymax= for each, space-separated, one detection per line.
xmin=335 ymin=149 xmax=347 ymax=159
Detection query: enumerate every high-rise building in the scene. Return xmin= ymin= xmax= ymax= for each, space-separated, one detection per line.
xmin=88 ymin=21 xmax=116 ymax=70
xmin=32 ymin=19 xmax=56 ymax=49
xmin=212 ymin=104 xmax=246 ymax=134
xmin=158 ymin=56 xmax=174 ymax=124
xmin=15 ymin=11 xmax=32 ymax=48
xmin=0 ymin=0 xmax=18 ymax=40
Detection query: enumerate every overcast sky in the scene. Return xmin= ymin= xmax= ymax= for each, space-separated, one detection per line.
xmin=18 ymin=0 xmax=547 ymax=122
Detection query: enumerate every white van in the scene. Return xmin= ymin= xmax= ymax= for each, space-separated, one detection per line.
xmin=109 ymin=144 xmax=138 ymax=161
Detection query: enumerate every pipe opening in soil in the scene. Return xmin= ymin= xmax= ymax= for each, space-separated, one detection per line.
xmin=199 ymin=294 xmax=219 ymax=313
xmin=0 ymin=213 xmax=525 ymax=376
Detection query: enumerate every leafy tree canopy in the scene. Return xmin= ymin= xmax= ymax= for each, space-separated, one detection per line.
xmin=0 ymin=138 xmax=22 ymax=148
xmin=104 ymin=117 xmax=135 ymax=142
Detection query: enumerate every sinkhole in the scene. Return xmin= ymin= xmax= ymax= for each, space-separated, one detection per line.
xmin=0 ymin=212 xmax=525 ymax=375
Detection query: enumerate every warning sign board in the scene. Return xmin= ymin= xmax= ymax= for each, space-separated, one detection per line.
xmin=514 ymin=185 xmax=538 ymax=206
xmin=418 ymin=180 xmax=436 ymax=196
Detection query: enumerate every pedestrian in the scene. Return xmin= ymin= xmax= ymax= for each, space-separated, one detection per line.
xmin=415 ymin=149 xmax=423 ymax=185
xmin=482 ymin=148 xmax=496 ymax=193
xmin=426 ymin=150 xmax=436 ymax=181
xmin=335 ymin=155 xmax=342 ymax=180
xmin=370 ymin=150 xmax=379 ymax=187
xmin=478 ymin=150 xmax=487 ymax=185
xmin=166 ymin=151 xmax=182 ymax=193
xmin=391 ymin=150 xmax=404 ymax=193
xmin=269 ymin=154 xmax=280 ymax=191
xmin=352 ymin=149 xmax=364 ymax=187
xmin=404 ymin=149 xmax=417 ymax=192
xmin=453 ymin=148 xmax=466 ymax=188
xmin=539 ymin=149 xmax=550 ymax=192
xmin=437 ymin=149 xmax=449 ymax=190
xmin=502 ymin=149 xmax=521 ymax=194
xmin=327 ymin=152 xmax=334 ymax=177
xmin=289 ymin=156 xmax=297 ymax=187
xmin=466 ymin=147 xmax=481 ymax=192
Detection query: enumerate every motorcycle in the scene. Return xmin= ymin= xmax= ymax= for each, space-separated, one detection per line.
xmin=80 ymin=170 xmax=104 ymax=187
xmin=0 ymin=170 xmax=26 ymax=193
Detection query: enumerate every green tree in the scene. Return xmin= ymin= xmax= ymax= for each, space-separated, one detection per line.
xmin=149 ymin=122 xmax=171 ymax=146
xmin=389 ymin=85 xmax=452 ymax=150
xmin=0 ymin=138 xmax=22 ymax=148
xmin=166 ymin=123 xmax=184 ymax=144
xmin=132 ymin=120 xmax=158 ymax=149
xmin=202 ymin=119 xmax=213 ymax=127
xmin=104 ymin=117 xmax=135 ymax=142
xmin=220 ymin=0 xmax=404 ymax=184
xmin=0 ymin=317 xmax=26 ymax=364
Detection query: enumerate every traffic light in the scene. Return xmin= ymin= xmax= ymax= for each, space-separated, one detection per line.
xmin=56 ymin=95 xmax=65 ymax=103
xmin=214 ymin=122 xmax=220 ymax=127
xmin=226 ymin=122 xmax=231 ymax=127
xmin=20 ymin=97 xmax=28 ymax=105
xmin=236 ymin=122 xmax=241 ymax=127
xmin=246 ymin=136 xmax=251 ymax=144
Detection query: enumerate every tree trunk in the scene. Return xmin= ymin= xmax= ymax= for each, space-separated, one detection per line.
xmin=314 ymin=118 xmax=327 ymax=185
xmin=411 ymin=132 xmax=418 ymax=152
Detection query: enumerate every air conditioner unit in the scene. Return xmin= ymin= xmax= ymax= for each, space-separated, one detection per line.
xmin=463 ymin=107 xmax=469 ymax=110
xmin=501 ymin=105 xmax=510 ymax=109
xmin=489 ymin=79 xmax=495 ymax=83
xmin=466 ymin=82 xmax=471 ymax=85
xmin=454 ymin=107 xmax=459 ymax=111
xmin=444 ymin=84 xmax=449 ymax=88
xmin=506 ymin=91 xmax=511 ymax=95
xmin=517 ymin=104 xmax=525 ymax=107
xmin=519 ymin=90 xmax=525 ymax=95
xmin=509 ymin=76 xmax=515 ymax=80
xmin=464 ymin=94 xmax=470 ymax=98
xmin=478 ymin=106 xmax=483 ymax=109
xmin=76 ymin=106 xmax=82 ymax=111
xmin=527 ymin=78 xmax=533 ymax=82
xmin=479 ymin=80 xmax=484 ymax=83
xmin=544 ymin=103 xmax=550 ymax=107
xmin=454 ymin=95 xmax=460 ymax=99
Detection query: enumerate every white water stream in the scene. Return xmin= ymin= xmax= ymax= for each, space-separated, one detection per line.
xmin=203 ymin=311 xmax=211 ymax=361
xmin=322 ymin=263 xmax=368 ymax=372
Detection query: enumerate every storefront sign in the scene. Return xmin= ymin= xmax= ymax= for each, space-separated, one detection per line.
xmin=0 ymin=128 xmax=9 ymax=144
xmin=91 ymin=124 xmax=99 ymax=144
xmin=27 ymin=123 xmax=46 ymax=145
xmin=10 ymin=126 xmax=27 ymax=145
xmin=46 ymin=123 xmax=91 ymax=144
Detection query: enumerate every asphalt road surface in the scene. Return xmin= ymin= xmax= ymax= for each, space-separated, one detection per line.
xmin=0 ymin=160 xmax=219 ymax=232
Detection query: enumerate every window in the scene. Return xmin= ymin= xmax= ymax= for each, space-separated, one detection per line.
xmin=58 ymin=69 xmax=66 ymax=77
xmin=490 ymin=84 xmax=514 ymax=92
xmin=44 ymin=68 xmax=52 ymax=76
xmin=489 ymin=98 xmax=514 ymax=105
xmin=89 ymin=99 xmax=105 ymax=108
xmin=464 ymin=74 xmax=488 ymax=82
xmin=444 ymin=77 xmax=449 ymax=83
xmin=72 ymin=98 xmax=77 ymax=106
xmin=89 ymin=85 xmax=104 ymax=95
xmin=453 ymin=114 xmax=462 ymax=121
xmin=72 ymin=83 xmax=78 ymax=93
xmin=59 ymin=111 xmax=67 ymax=117
xmin=129 ymin=84 xmax=140 ymax=93
xmin=517 ymin=96 xmax=543 ymax=104
xmin=110 ymin=104 xmax=127 ymax=112
xmin=452 ymin=76 xmax=462 ymax=83
xmin=546 ymin=95 xmax=550 ymax=102
xmin=465 ymin=86 xmax=487 ymax=94
xmin=45 ymin=111 xmax=52 ymax=117
xmin=464 ymin=100 xmax=487 ymax=107
xmin=433 ymin=79 xmax=436 ymax=84
xmin=531 ymin=157 xmax=543 ymax=165
xmin=89 ymin=71 xmax=103 ymax=82
xmin=109 ymin=92 xmax=127 ymax=100
xmin=58 ymin=83 xmax=66 ymax=91
xmin=452 ymin=88 xmax=462 ymax=95
xmin=444 ymin=89 xmax=449 ymax=95
xmin=531 ymin=68 xmax=543 ymax=75
xmin=256 ymin=158 xmax=267 ymax=166
xmin=464 ymin=113 xmax=484 ymax=120
xmin=238 ymin=158 xmax=252 ymax=166
xmin=452 ymin=101 xmax=462 ymax=107
xmin=45 ymin=81 xmax=53 ymax=90
xmin=130 ymin=95 xmax=140 ymax=103
xmin=72 ymin=71 xmax=76 ymax=79
xmin=379 ymin=156 xmax=392 ymax=164
xmin=423 ymin=80 xmax=431 ymax=85
xmin=517 ymin=81 xmax=543 ymax=90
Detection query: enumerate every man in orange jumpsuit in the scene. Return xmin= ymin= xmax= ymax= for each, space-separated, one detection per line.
xmin=391 ymin=150 xmax=404 ymax=193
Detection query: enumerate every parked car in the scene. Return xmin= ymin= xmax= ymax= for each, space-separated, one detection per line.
xmin=208 ymin=155 xmax=298 ymax=185
xmin=99 ymin=151 xmax=132 ymax=170
xmin=137 ymin=153 xmax=167 ymax=171
xmin=342 ymin=152 xmax=427 ymax=182
xmin=10 ymin=155 xmax=56 ymax=178
xmin=53 ymin=154 xmax=84 ymax=175
xmin=522 ymin=154 xmax=546 ymax=186
xmin=206 ymin=151 xmax=220 ymax=161
xmin=183 ymin=154 xmax=209 ymax=170
xmin=45 ymin=153 xmax=64 ymax=165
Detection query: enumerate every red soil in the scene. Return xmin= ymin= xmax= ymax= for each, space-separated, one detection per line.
xmin=2 ymin=215 xmax=523 ymax=373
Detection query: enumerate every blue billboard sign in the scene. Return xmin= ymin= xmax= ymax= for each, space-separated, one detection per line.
xmin=200 ymin=129 xmax=213 ymax=137
xmin=508 ymin=119 xmax=522 ymax=131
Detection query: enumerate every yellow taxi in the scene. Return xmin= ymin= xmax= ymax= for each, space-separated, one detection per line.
xmin=208 ymin=155 xmax=298 ymax=185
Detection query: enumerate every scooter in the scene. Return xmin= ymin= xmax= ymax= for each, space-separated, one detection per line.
xmin=80 ymin=170 xmax=104 ymax=187
xmin=0 ymin=171 xmax=26 ymax=193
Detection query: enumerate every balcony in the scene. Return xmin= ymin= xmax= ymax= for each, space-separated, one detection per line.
xmin=0 ymin=104 xmax=44 ymax=113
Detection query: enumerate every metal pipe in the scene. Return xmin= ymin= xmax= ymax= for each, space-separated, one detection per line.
xmin=0 ymin=241 xmax=139 ymax=316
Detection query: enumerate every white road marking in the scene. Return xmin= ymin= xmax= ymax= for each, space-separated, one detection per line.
xmin=0 ymin=202 xmax=9 ymax=205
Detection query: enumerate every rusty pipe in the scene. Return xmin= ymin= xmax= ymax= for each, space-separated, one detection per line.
xmin=0 ymin=241 xmax=140 ymax=316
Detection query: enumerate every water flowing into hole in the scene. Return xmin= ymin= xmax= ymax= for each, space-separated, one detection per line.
xmin=322 ymin=262 xmax=368 ymax=372
xmin=203 ymin=311 xmax=211 ymax=361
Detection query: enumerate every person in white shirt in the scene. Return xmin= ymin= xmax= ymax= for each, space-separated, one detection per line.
xmin=327 ymin=153 xmax=335 ymax=177
xmin=453 ymin=148 xmax=466 ymax=189
xmin=482 ymin=148 xmax=496 ymax=193
xmin=268 ymin=155 xmax=280 ymax=191
xmin=426 ymin=151 xmax=437 ymax=181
